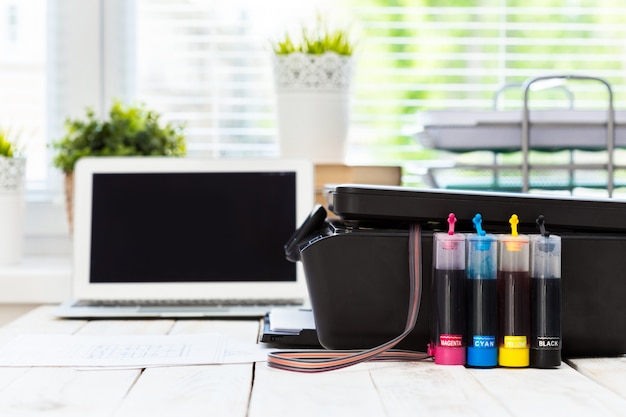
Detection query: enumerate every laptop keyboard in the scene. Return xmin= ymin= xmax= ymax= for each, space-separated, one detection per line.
xmin=74 ymin=299 xmax=303 ymax=308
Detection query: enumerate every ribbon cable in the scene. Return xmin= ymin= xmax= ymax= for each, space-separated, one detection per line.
xmin=267 ymin=224 xmax=429 ymax=373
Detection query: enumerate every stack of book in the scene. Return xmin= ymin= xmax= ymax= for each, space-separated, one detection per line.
xmin=315 ymin=164 xmax=402 ymax=214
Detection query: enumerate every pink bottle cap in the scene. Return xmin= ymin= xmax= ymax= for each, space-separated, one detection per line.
xmin=433 ymin=346 xmax=466 ymax=365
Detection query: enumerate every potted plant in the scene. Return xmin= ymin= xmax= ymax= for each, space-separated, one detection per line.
xmin=0 ymin=129 xmax=26 ymax=264
xmin=272 ymin=21 xmax=355 ymax=163
xmin=52 ymin=100 xmax=186 ymax=231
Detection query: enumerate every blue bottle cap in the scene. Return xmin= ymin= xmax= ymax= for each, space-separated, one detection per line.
xmin=467 ymin=346 xmax=498 ymax=367
xmin=467 ymin=335 xmax=498 ymax=367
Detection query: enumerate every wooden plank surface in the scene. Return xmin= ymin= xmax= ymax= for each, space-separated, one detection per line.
xmin=0 ymin=306 xmax=141 ymax=416
xmin=0 ymin=367 xmax=28 ymax=392
xmin=252 ymin=359 xmax=626 ymax=417
xmin=0 ymin=304 xmax=39 ymax=327
xmin=0 ymin=305 xmax=624 ymax=417
xmin=568 ymin=357 xmax=626 ymax=398
xmin=115 ymin=364 xmax=253 ymax=417
xmin=168 ymin=318 xmax=262 ymax=341
xmin=468 ymin=363 xmax=626 ymax=416
xmin=367 ymin=361 xmax=511 ymax=415
xmin=250 ymin=361 xmax=515 ymax=417
xmin=0 ymin=305 xmax=86 ymax=335
xmin=113 ymin=318 xmax=259 ymax=417
xmin=250 ymin=362 xmax=388 ymax=417
xmin=0 ymin=305 xmax=85 ymax=400
xmin=0 ymin=308 xmax=261 ymax=417
xmin=0 ymin=368 xmax=140 ymax=417
xmin=75 ymin=319 xmax=175 ymax=336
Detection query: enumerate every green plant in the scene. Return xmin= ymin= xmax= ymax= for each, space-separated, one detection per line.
xmin=0 ymin=129 xmax=19 ymax=158
xmin=52 ymin=100 xmax=186 ymax=173
xmin=272 ymin=21 xmax=354 ymax=56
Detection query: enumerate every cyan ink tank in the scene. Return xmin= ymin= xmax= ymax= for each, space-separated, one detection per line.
xmin=530 ymin=215 xmax=562 ymax=368
xmin=497 ymin=214 xmax=530 ymax=368
xmin=466 ymin=214 xmax=498 ymax=367
xmin=429 ymin=213 xmax=466 ymax=365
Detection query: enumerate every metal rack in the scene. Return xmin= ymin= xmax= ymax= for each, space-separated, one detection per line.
xmin=520 ymin=75 xmax=616 ymax=196
xmin=414 ymin=74 xmax=620 ymax=196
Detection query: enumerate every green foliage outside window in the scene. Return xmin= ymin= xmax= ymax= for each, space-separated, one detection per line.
xmin=340 ymin=0 xmax=626 ymax=166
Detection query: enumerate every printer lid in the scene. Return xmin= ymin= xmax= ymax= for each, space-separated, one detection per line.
xmin=328 ymin=184 xmax=626 ymax=233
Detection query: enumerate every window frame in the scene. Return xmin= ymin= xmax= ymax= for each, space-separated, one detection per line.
xmin=26 ymin=0 xmax=125 ymax=251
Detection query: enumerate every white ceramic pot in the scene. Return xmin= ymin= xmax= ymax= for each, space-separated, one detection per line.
xmin=0 ymin=157 xmax=26 ymax=265
xmin=274 ymin=52 xmax=353 ymax=163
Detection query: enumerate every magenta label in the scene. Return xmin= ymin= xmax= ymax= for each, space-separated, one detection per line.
xmin=440 ymin=334 xmax=463 ymax=347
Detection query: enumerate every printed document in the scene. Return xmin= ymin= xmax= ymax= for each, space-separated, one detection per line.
xmin=0 ymin=333 xmax=273 ymax=368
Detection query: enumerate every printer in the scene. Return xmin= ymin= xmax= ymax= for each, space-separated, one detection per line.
xmin=286 ymin=185 xmax=626 ymax=358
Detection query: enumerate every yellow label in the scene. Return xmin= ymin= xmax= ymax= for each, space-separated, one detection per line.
xmin=504 ymin=336 xmax=527 ymax=349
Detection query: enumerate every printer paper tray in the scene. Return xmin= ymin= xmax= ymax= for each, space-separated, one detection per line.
xmin=415 ymin=109 xmax=626 ymax=152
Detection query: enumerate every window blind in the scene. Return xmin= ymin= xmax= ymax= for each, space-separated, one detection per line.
xmin=348 ymin=3 xmax=626 ymax=167
xmin=132 ymin=1 xmax=626 ymax=169
xmin=135 ymin=0 xmax=287 ymax=159
xmin=3 ymin=0 xmax=626 ymax=190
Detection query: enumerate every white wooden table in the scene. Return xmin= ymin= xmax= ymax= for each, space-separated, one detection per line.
xmin=0 ymin=305 xmax=624 ymax=417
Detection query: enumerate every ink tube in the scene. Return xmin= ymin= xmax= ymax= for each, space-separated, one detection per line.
xmin=466 ymin=214 xmax=498 ymax=367
xmin=497 ymin=214 xmax=530 ymax=367
xmin=429 ymin=213 xmax=466 ymax=365
xmin=530 ymin=215 xmax=562 ymax=368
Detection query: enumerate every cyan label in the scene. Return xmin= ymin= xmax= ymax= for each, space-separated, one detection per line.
xmin=472 ymin=335 xmax=496 ymax=349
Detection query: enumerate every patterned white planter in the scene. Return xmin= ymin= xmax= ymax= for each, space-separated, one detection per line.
xmin=273 ymin=52 xmax=353 ymax=163
xmin=0 ymin=157 xmax=26 ymax=265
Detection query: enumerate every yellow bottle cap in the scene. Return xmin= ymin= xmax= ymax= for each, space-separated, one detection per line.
xmin=499 ymin=347 xmax=530 ymax=367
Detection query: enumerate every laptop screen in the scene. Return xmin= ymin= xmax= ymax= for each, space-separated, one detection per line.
xmin=89 ymin=171 xmax=297 ymax=284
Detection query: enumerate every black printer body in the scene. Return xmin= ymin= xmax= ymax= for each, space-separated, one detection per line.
xmin=292 ymin=185 xmax=626 ymax=358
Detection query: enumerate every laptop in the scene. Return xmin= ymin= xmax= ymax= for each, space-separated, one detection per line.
xmin=54 ymin=156 xmax=314 ymax=318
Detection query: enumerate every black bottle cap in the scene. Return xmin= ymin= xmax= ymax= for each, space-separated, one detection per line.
xmin=530 ymin=348 xmax=561 ymax=368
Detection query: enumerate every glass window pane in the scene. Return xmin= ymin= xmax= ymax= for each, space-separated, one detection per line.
xmin=0 ymin=0 xmax=46 ymax=184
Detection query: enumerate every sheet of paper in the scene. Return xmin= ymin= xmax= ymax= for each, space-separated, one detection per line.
xmin=0 ymin=333 xmax=273 ymax=368
xmin=269 ymin=308 xmax=316 ymax=332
